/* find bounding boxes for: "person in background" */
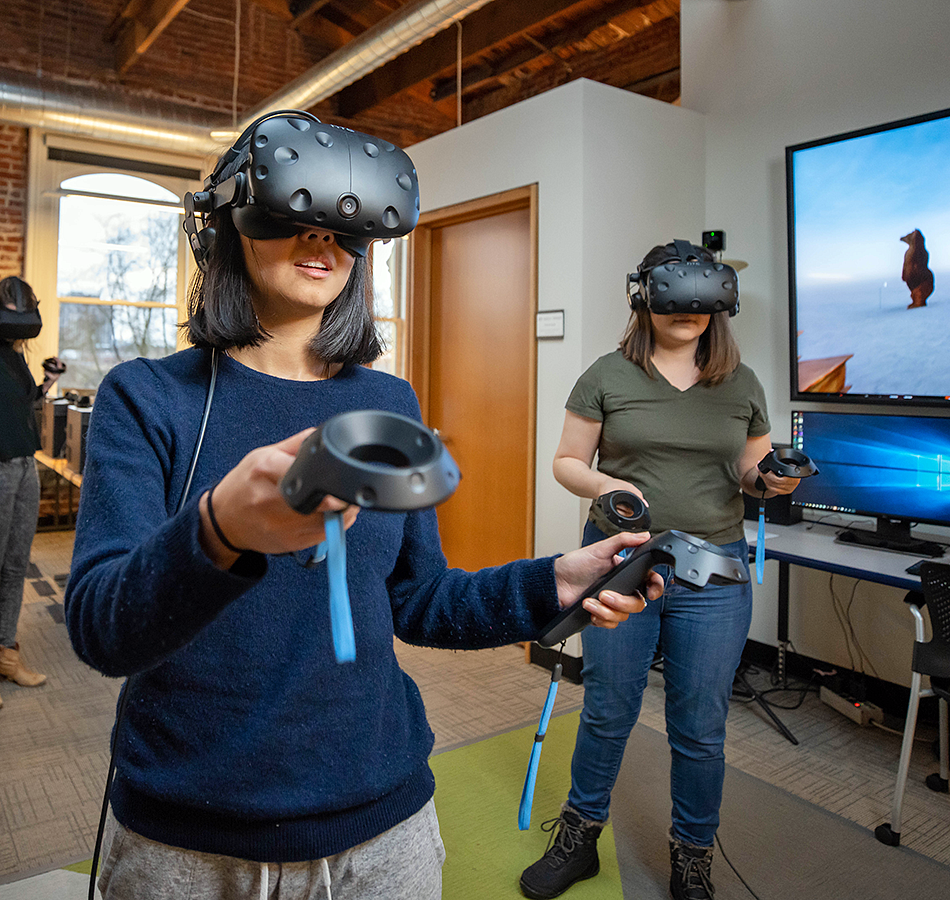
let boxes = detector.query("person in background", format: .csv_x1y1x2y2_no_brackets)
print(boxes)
519,241,801,900
0,275,66,707
64,113,663,900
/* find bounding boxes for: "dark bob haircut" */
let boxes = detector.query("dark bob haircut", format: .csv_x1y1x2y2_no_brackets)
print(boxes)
184,146,383,369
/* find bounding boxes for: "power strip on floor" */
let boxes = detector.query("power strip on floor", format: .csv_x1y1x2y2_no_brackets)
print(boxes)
819,686,884,726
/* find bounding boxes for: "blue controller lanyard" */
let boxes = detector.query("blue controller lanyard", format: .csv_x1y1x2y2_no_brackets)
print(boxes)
755,491,766,585
518,547,635,828
519,644,564,830
304,510,356,664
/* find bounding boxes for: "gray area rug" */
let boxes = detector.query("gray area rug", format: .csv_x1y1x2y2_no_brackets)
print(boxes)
611,724,950,900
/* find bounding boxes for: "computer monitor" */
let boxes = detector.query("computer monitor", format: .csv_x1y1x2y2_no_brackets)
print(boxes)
786,106,950,406
791,410,950,557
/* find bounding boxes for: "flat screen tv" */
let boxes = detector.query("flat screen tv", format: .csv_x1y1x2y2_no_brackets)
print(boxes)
791,410,950,557
786,107,950,405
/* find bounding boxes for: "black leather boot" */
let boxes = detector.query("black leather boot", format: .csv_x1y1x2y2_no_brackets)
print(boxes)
519,805,605,899
669,830,715,900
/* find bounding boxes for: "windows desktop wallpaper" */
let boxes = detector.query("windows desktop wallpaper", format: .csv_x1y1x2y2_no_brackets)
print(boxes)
793,412,950,524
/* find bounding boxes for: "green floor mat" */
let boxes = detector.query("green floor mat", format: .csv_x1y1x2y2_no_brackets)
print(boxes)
431,710,621,900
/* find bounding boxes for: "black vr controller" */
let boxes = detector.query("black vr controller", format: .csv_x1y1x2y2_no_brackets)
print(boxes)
536,530,749,648
42,357,66,375
754,447,819,493
627,239,739,317
280,409,460,514
184,110,421,270
592,490,651,534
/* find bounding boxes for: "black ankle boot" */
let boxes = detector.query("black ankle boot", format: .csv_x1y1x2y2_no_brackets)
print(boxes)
519,806,604,899
669,830,715,900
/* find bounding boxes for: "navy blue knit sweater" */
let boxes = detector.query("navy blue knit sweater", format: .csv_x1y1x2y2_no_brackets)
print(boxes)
64,348,561,862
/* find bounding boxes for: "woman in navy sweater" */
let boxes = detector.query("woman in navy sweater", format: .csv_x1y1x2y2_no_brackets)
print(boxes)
65,116,660,900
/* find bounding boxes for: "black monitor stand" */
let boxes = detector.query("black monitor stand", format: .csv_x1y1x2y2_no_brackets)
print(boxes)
835,516,945,558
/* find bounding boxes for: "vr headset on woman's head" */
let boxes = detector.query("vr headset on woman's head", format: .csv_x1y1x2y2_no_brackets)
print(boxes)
0,276,42,341
626,238,740,316
183,110,421,271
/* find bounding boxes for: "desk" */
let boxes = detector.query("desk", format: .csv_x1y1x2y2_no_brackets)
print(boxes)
744,519,928,684
742,519,938,744
34,450,82,530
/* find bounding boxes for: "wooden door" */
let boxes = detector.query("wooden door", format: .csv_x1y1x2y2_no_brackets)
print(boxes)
409,186,537,571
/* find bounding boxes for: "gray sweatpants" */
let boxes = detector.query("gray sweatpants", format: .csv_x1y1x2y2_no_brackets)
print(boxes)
0,456,40,647
97,800,446,900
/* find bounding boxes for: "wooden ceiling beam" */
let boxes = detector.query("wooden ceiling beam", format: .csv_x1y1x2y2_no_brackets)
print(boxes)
430,0,660,102
289,0,333,25
110,0,196,74
332,0,609,119
462,14,678,122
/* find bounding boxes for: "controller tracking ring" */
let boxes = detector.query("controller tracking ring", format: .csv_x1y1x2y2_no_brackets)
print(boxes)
280,410,461,514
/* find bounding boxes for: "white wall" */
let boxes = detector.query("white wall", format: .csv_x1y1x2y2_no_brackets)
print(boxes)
409,79,705,561
682,0,950,685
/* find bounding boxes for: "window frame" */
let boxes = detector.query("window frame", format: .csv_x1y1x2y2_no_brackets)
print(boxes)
24,130,205,385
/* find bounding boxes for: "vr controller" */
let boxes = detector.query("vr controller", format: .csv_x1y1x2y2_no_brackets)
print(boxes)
42,357,66,376
184,111,420,269
536,530,749,648
280,409,460,514
592,490,651,534
627,238,739,317
754,447,819,493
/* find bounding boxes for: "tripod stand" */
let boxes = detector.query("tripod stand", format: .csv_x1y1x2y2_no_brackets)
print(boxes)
732,662,799,745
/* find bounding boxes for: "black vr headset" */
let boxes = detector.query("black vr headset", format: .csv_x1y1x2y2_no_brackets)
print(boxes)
627,239,739,316
183,110,421,271
0,276,42,341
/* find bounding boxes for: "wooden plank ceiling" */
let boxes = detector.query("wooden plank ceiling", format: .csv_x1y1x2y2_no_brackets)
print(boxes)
101,0,680,147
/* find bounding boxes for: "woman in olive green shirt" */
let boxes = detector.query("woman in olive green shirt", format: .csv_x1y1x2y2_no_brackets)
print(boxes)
520,242,800,900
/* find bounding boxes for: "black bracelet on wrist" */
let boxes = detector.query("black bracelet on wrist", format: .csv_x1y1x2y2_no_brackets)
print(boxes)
206,482,247,554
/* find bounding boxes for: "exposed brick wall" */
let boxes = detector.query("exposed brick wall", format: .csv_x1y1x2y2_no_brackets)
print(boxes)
0,0,327,119
0,124,28,280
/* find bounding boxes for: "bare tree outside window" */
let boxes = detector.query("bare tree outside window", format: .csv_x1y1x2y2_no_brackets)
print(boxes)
56,174,182,391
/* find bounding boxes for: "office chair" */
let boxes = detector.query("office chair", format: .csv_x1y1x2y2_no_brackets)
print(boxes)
874,562,950,847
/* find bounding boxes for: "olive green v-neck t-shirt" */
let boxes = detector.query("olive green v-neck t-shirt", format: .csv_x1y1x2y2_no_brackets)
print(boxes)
567,350,770,545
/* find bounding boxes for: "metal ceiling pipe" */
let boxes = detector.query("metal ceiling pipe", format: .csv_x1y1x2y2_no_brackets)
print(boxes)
232,0,497,135
0,68,225,155
0,0,498,153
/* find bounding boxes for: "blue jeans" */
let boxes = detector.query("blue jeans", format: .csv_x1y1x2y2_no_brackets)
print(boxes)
567,522,752,847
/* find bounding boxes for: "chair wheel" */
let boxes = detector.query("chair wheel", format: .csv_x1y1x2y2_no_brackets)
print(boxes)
925,773,949,793
874,823,901,846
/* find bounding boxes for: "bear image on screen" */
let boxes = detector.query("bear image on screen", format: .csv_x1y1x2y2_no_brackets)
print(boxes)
787,108,950,404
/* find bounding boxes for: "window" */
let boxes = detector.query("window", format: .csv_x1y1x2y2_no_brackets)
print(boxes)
26,133,409,384
56,174,183,388
26,134,203,391
370,237,408,377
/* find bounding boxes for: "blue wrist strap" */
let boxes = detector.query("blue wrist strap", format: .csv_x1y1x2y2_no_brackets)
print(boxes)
756,500,766,585
324,511,356,663
519,659,562,830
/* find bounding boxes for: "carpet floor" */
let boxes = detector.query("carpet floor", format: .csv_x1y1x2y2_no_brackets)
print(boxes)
7,708,950,900
431,710,950,900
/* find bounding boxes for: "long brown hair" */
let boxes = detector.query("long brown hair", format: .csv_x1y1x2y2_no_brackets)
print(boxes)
620,242,741,386
619,305,741,386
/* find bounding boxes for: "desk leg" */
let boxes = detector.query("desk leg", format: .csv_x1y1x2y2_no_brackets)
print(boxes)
777,560,790,688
